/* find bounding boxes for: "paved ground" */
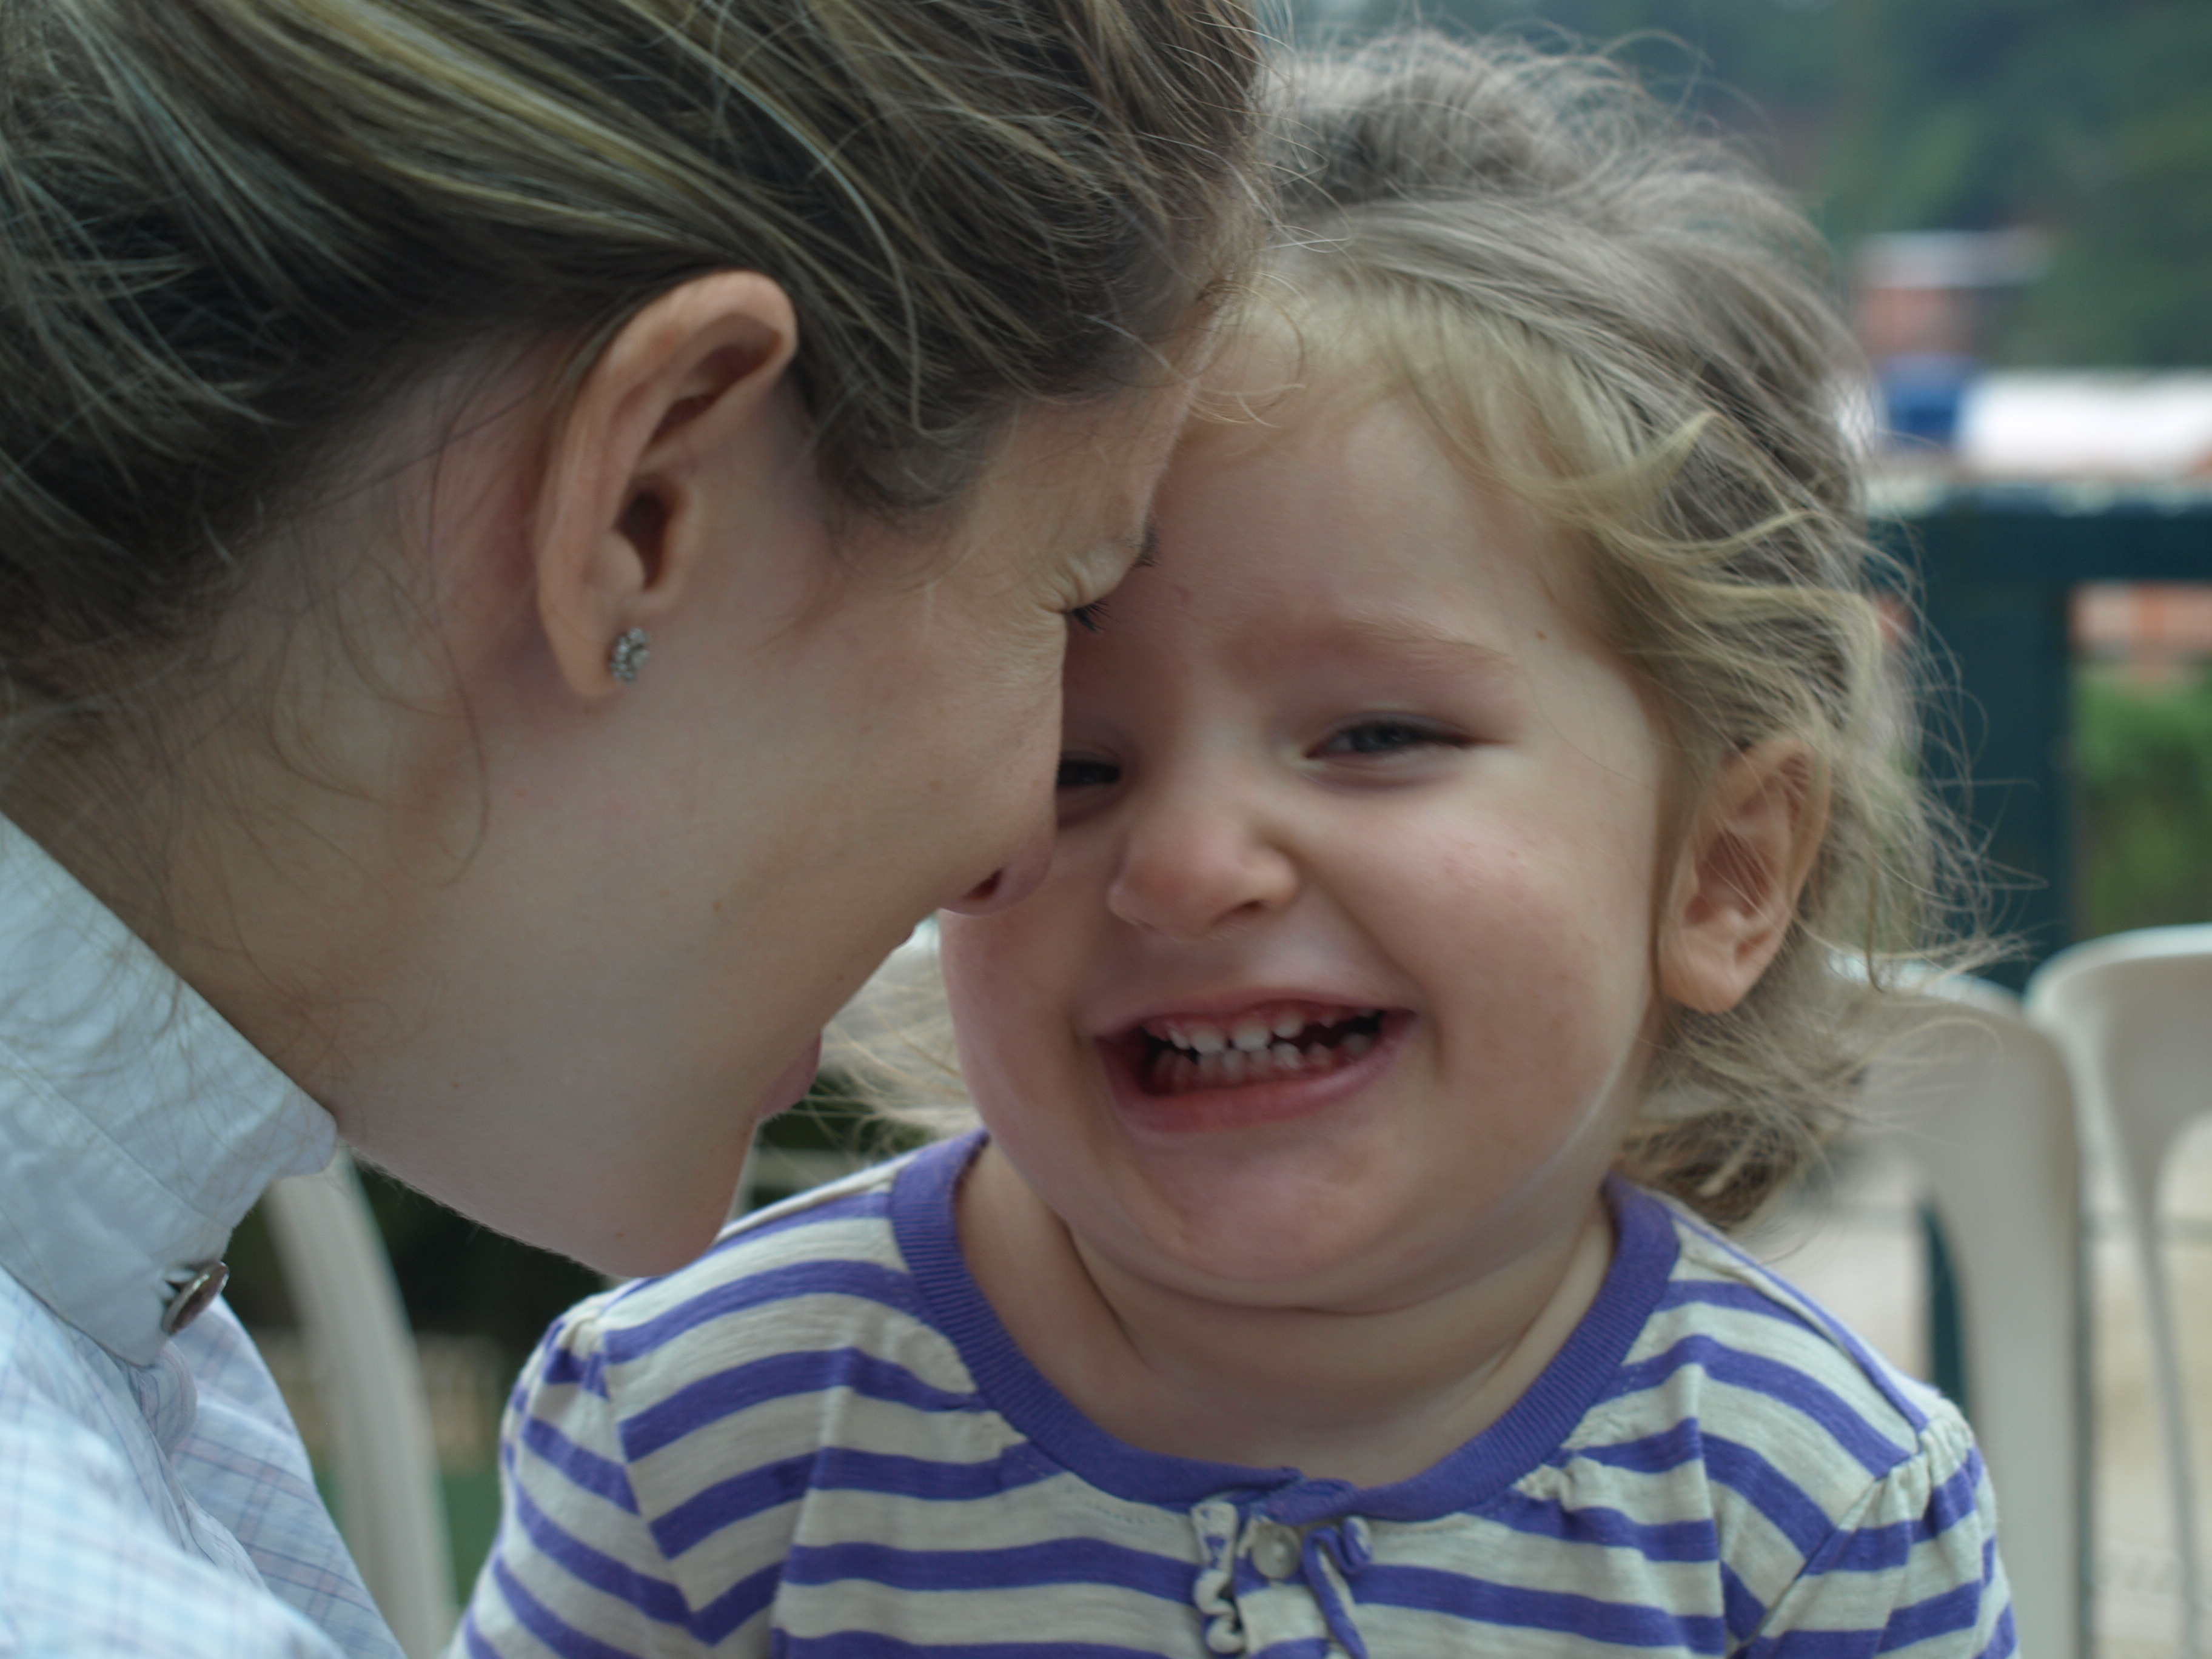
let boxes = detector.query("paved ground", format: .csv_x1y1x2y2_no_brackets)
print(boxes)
1758,1128,2212,1657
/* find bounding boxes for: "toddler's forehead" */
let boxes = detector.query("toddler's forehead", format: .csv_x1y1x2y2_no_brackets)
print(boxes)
1159,368,1594,637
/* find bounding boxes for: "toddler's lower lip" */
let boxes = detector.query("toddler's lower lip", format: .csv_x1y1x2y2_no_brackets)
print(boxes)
1099,1011,1410,1133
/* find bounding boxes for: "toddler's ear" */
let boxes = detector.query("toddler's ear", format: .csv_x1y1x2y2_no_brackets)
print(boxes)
1658,739,1828,1015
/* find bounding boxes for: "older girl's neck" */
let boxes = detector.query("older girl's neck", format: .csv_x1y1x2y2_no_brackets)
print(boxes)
4,688,461,1123
957,1144,1614,1490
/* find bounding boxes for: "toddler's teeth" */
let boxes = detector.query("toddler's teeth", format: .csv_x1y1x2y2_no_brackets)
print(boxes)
1139,1005,1398,1094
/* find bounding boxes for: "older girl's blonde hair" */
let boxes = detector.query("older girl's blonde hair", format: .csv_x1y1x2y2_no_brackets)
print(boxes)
1257,33,1977,1224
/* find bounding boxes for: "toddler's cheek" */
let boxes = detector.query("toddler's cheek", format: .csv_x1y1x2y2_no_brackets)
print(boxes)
936,913,1019,1014
939,897,1089,1014
939,919,1049,1078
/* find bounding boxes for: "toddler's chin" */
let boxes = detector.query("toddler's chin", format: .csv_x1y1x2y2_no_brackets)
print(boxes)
1068,1154,1422,1302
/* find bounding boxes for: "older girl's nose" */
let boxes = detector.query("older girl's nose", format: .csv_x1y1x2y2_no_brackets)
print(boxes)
1105,783,1299,941
943,811,1056,916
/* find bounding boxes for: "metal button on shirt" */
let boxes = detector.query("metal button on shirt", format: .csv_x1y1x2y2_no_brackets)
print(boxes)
161,1262,229,1336
1248,1520,1301,1581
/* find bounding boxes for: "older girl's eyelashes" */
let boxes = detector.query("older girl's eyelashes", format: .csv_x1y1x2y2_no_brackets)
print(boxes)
1313,717,1472,760
1067,526,1156,632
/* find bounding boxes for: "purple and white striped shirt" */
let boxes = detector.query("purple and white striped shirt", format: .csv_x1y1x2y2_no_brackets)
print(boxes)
461,1131,2011,1658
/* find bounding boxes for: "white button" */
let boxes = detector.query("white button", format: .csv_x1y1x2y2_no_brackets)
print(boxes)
1249,1520,1301,1581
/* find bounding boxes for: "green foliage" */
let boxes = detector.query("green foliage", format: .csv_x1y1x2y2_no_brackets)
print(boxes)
2075,668,2212,937
1276,0,2212,368
2007,71,2212,366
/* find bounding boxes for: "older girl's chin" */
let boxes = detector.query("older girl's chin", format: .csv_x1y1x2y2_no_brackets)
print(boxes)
760,1033,823,1119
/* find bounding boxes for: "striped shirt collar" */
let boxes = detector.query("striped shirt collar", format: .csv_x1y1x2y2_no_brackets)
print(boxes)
0,816,335,1366
890,1131,1682,1522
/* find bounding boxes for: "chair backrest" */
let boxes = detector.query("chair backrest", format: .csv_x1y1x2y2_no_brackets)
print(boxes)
2029,926,2212,1659
262,1151,457,1659
2029,925,2212,1238
1852,975,2085,1657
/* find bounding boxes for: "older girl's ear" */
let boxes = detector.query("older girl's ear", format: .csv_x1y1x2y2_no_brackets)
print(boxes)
531,271,799,699
1657,739,1829,1015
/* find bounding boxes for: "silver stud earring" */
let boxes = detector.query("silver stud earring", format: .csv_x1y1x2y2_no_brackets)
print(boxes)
608,626,651,684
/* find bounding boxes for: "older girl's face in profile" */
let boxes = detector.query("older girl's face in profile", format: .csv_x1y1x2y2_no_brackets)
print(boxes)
341,375,1190,1275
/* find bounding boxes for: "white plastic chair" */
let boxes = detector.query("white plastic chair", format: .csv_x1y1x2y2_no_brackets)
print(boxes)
2029,925,2212,1659
1845,974,2086,1657
263,1150,457,1658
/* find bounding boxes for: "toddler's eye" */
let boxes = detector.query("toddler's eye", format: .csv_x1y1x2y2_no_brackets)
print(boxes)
1316,718,1466,759
1056,755,1120,791
1066,600,1111,635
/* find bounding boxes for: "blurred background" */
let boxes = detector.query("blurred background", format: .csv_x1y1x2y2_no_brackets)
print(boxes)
226,1,2212,1647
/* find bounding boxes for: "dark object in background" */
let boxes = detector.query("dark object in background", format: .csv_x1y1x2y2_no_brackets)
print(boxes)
224,1079,902,1370
224,1175,600,1364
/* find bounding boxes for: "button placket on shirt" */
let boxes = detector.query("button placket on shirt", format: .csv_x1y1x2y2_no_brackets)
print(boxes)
126,1346,200,1453
1247,1518,1301,1582
1188,1499,1373,1658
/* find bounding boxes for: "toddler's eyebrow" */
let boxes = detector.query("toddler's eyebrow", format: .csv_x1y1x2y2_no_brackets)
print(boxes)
1252,612,1520,679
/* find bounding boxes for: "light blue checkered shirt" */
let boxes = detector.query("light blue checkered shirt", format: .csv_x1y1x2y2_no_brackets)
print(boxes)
0,817,405,1658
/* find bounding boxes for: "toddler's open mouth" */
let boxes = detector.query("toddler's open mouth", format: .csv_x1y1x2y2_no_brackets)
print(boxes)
1120,1002,1399,1096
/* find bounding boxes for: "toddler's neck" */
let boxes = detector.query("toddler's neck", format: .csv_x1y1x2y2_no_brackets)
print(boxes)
957,1142,1615,1489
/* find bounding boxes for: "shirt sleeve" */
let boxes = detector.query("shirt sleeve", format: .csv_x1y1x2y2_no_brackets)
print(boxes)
454,1298,695,1659
1744,1404,2014,1659
0,1368,344,1659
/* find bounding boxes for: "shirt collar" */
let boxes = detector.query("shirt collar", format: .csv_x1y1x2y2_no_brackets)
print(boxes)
0,817,336,1365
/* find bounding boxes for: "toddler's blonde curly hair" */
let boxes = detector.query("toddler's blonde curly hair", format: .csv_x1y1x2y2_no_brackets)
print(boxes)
1253,32,1980,1225
836,32,1982,1229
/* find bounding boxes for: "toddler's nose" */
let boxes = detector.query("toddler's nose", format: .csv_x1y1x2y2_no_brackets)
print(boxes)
1107,790,1298,941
